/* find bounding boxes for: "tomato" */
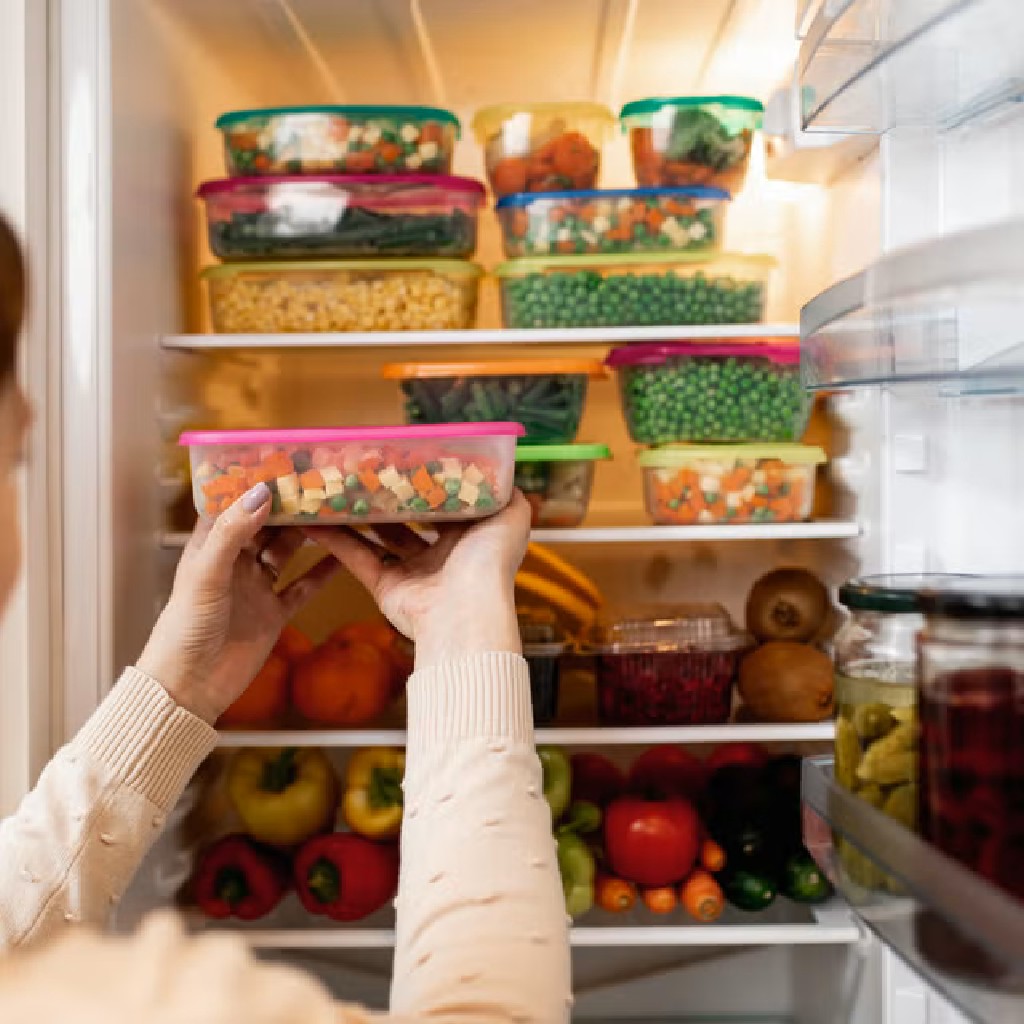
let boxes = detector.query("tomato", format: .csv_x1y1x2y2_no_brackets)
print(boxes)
628,746,706,800
604,797,701,887
570,753,625,807
705,743,769,776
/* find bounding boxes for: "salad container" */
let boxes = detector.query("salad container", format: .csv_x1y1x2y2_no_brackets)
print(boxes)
197,175,485,260
495,186,730,258
216,105,460,176
496,253,772,328
606,340,810,444
472,102,614,197
515,443,611,528
519,611,570,725
382,358,606,444
202,259,482,333
181,423,525,525
620,95,764,193
639,443,826,525
585,605,750,725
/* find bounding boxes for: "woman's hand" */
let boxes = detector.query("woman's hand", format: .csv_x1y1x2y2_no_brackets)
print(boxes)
137,483,340,725
306,491,531,671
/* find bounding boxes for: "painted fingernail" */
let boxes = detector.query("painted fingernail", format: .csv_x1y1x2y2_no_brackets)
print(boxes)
242,482,271,513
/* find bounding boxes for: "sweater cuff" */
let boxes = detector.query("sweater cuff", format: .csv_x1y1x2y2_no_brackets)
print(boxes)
72,667,218,809
406,652,533,756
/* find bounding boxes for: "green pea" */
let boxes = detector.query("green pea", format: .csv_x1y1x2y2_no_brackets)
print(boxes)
328,494,348,512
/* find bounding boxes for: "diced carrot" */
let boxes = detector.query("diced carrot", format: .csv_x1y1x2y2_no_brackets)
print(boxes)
248,465,275,486
299,469,324,490
411,465,434,495
342,150,376,173
420,121,443,145
425,485,447,509
358,468,381,493
646,208,665,230
751,495,770,509
377,142,401,163
359,452,384,471
253,154,271,172
556,240,576,254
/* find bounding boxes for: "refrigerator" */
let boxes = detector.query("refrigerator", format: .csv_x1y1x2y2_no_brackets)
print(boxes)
0,0,1021,1020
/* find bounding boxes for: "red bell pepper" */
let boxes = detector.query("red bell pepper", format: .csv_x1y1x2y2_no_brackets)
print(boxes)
191,834,288,920
570,753,625,807
628,746,706,800
294,833,399,922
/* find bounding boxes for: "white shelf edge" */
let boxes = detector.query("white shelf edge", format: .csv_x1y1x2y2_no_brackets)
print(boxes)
160,324,800,350
216,721,837,748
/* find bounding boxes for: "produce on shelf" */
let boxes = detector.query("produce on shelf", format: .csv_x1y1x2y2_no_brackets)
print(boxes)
628,746,707,801
704,742,768,774
516,572,600,635
642,885,678,914
700,837,726,872
782,849,831,903
293,832,399,921
514,444,610,528
190,834,289,921
523,543,604,611
217,652,290,729
737,641,835,722
328,620,413,695
680,868,725,922
604,795,701,887
226,747,338,847
538,745,572,822
719,867,776,911
595,872,637,913
341,748,405,840
291,639,394,727
745,568,830,643
556,800,602,919
570,753,625,808
274,624,316,663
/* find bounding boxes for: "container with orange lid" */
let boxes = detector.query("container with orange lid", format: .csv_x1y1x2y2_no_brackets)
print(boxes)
382,357,606,444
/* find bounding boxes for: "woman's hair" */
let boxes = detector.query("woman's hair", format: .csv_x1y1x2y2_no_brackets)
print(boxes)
0,214,26,381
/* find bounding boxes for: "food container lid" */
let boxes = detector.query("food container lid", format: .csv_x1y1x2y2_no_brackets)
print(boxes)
200,259,484,279
495,185,731,209
839,574,976,614
606,340,799,368
515,443,611,463
494,251,776,276
619,95,765,118
196,174,486,199
178,423,526,446
381,358,606,380
917,576,1024,620
216,104,461,135
472,102,614,141
584,603,750,654
637,443,826,467
518,607,569,649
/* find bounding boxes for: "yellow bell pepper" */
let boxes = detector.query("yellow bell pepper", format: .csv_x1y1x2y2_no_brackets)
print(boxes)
341,747,405,840
227,746,337,847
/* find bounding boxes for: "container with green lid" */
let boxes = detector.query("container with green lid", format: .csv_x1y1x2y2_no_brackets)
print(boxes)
619,95,764,193
216,105,460,177
514,443,611,529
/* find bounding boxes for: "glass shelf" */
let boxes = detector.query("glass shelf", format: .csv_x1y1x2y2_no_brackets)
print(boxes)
801,220,1024,391
802,757,1024,1024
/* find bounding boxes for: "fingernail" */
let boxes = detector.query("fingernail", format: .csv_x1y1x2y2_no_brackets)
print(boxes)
242,482,271,514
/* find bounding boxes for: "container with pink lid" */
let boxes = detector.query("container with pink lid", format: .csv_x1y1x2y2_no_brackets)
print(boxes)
605,339,810,444
180,423,524,525
197,174,486,260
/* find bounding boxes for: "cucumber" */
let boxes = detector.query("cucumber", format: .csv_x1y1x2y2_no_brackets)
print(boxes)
781,849,832,904
720,868,777,912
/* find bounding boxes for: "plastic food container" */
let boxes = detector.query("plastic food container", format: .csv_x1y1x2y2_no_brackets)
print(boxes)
515,443,611,528
197,175,485,260
585,605,750,725
471,102,614,197
181,423,525,525
519,611,569,725
496,253,772,328
639,444,825,525
620,95,764,193
495,186,730,258
606,340,810,444
382,358,606,444
202,260,482,333
216,105,460,176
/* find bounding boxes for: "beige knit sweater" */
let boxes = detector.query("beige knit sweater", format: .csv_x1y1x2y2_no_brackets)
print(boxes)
0,653,570,1023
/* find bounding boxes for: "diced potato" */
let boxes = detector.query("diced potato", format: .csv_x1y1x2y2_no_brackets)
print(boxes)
464,464,484,485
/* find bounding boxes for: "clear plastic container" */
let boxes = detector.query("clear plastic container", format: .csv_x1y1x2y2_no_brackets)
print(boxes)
514,443,611,528
197,175,485,260
202,259,482,333
381,358,606,444
638,443,825,525
620,95,764,193
495,253,773,328
606,340,810,444
181,423,525,525
216,105,460,176
495,186,730,258
584,605,751,725
519,610,570,725
471,102,614,197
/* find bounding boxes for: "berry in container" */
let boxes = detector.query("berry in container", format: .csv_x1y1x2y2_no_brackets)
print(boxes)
495,253,773,329
216,105,459,177
201,259,482,333
519,610,570,726
639,444,825,525
197,175,485,260
584,605,751,726
382,358,606,445
514,443,611,528
471,102,614,197
180,423,524,526
620,95,764,193
495,186,730,258
606,340,810,444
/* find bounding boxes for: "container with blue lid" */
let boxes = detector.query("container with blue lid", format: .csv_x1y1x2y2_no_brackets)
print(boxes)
495,185,730,258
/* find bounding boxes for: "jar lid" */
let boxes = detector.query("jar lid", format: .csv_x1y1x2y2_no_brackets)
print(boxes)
918,576,1024,619
584,604,750,654
839,574,975,614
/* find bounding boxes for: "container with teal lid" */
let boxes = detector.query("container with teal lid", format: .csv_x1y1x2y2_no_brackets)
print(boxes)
514,443,611,529
619,95,764,193
216,104,460,177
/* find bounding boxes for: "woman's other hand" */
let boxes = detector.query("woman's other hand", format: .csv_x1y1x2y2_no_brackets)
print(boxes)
307,491,531,671
137,483,340,724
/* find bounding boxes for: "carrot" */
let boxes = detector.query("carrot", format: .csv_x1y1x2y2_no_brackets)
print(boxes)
425,485,447,509
411,465,434,495
252,154,271,172
377,142,402,164
643,886,678,914
680,869,724,923
358,468,381,493
420,121,443,144
490,157,528,196
299,469,324,490
556,240,576,254
700,838,726,873
595,874,637,913
343,151,376,173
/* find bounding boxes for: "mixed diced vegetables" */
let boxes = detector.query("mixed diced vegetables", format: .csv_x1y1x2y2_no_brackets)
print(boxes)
514,444,610,528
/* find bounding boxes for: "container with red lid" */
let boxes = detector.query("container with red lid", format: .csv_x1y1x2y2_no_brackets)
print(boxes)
197,174,485,260
180,423,524,525
606,339,809,444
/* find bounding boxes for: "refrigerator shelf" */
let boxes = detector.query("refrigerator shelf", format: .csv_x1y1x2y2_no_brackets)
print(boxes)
801,220,1024,391
802,757,1024,1023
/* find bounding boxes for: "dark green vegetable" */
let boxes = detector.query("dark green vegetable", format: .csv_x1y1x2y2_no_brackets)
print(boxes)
782,849,832,904
719,867,777,911
666,108,751,171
